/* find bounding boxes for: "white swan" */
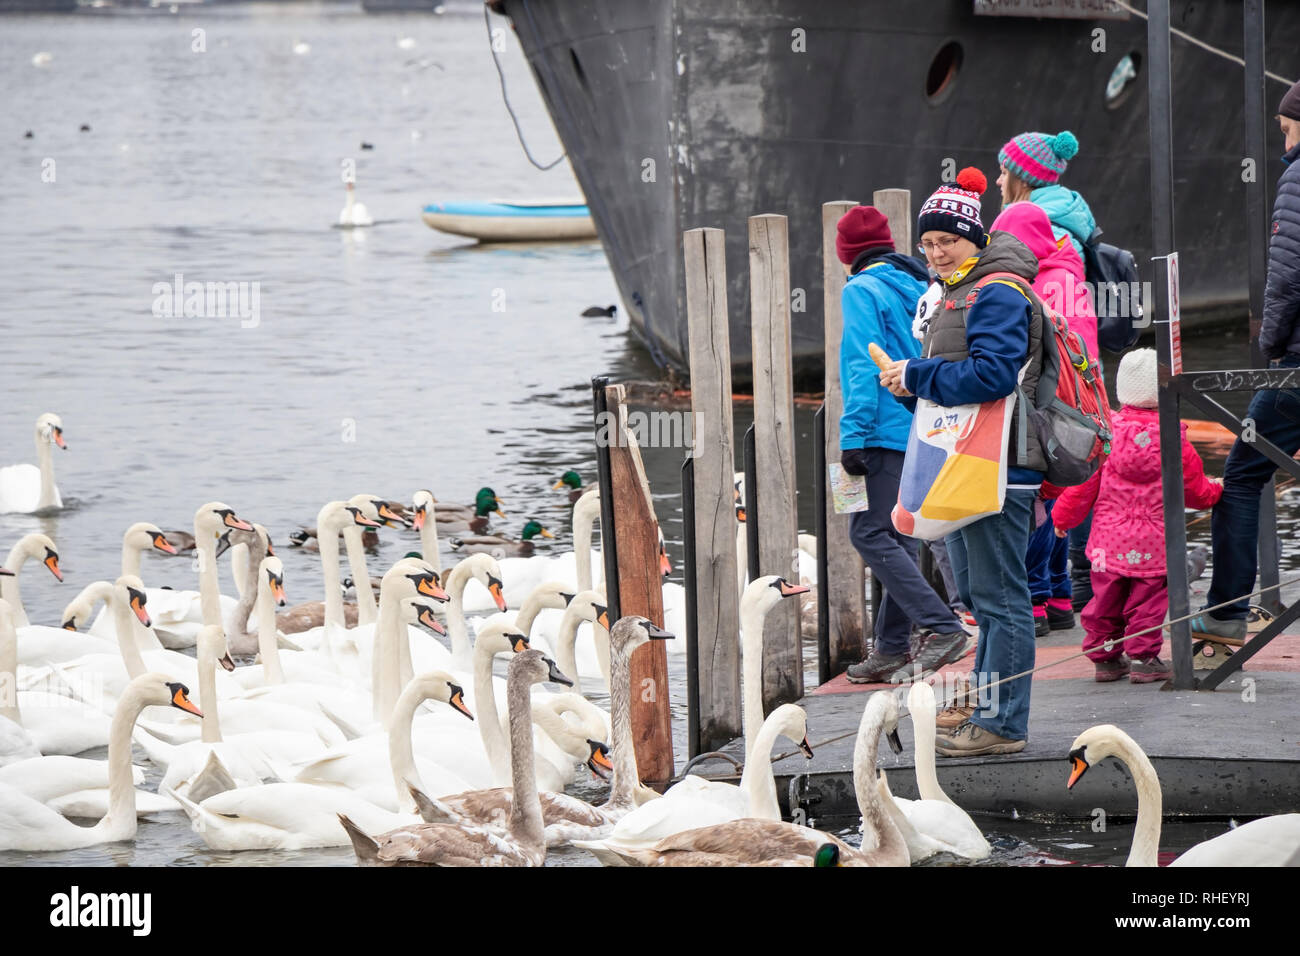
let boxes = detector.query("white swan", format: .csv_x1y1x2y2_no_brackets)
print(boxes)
14,581,117,668
443,552,507,669
338,649,565,866
880,681,990,862
614,691,910,867
0,673,203,851
1,533,63,627
338,181,373,228
412,489,442,576
550,589,609,692
575,702,814,864
1068,724,1300,867
0,413,65,514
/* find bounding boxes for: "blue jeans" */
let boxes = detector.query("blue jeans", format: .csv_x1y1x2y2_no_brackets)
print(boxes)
1026,499,1071,602
1206,354,1300,620
945,487,1037,741
848,448,963,657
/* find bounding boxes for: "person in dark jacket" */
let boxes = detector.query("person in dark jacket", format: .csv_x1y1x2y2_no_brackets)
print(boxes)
1194,80,1300,640
835,205,969,685
879,168,1041,756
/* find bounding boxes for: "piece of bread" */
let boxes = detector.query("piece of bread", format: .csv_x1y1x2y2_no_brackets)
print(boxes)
868,342,893,370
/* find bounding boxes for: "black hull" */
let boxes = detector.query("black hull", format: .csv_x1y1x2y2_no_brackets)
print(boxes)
497,0,1298,379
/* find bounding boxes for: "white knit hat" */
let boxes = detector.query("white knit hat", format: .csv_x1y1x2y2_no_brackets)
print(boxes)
1116,348,1158,408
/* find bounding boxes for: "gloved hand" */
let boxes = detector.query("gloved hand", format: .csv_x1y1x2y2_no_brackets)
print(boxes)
841,448,870,476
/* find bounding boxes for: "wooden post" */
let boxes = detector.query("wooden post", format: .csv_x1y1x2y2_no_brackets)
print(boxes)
748,213,801,711
684,226,742,751
822,201,867,673
603,383,674,785
873,188,913,256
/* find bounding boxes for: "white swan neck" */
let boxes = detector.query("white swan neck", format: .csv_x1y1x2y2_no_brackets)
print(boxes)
121,539,143,579
36,433,58,511
419,514,441,579
195,535,222,629
92,681,146,842
1,544,29,628
573,497,598,592
112,590,147,678
342,526,377,626
555,606,583,697
255,574,283,685
372,589,403,725
593,621,611,691
911,688,953,805
515,592,543,638
444,563,473,664
0,605,19,724
474,642,510,785
738,598,767,763
197,637,222,744
316,504,346,632
854,702,907,861
1111,733,1163,867
388,677,431,813
737,711,789,820
506,671,544,848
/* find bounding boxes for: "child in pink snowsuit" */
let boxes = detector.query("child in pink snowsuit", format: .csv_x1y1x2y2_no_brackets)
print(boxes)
1052,349,1222,683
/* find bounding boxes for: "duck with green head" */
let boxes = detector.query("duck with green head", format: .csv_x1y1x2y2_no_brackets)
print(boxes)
449,520,554,558
435,487,504,522
552,470,586,503
437,489,505,535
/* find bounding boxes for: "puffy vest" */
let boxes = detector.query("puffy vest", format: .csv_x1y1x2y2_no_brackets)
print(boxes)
919,231,1047,475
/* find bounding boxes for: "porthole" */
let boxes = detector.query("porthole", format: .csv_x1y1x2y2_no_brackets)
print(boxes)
926,42,963,104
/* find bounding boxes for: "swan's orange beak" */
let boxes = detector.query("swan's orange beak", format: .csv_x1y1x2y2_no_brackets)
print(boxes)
595,606,610,631
488,577,506,611
152,532,178,555
587,741,613,780
169,683,203,717
52,426,66,449
413,505,426,531
417,576,449,602
448,685,473,720
378,502,409,528
130,591,152,627
349,508,383,529
222,511,254,532
61,618,77,631
779,580,811,597
659,548,672,576
736,507,747,523
270,574,286,606
1067,752,1089,790
509,633,530,653
44,552,63,582
417,605,447,636
799,735,815,759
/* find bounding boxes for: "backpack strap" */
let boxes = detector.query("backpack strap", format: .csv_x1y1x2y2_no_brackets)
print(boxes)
972,272,1038,468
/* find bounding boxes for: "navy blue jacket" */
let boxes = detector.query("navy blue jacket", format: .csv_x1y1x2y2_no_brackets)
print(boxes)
1261,141,1300,359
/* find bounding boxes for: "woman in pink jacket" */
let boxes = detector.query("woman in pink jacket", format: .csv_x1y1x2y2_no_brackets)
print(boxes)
1052,349,1222,683
989,201,1101,636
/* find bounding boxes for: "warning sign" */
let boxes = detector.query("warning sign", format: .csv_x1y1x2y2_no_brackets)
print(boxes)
1167,252,1182,376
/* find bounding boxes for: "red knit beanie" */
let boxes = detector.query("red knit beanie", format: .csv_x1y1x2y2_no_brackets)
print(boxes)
836,206,895,264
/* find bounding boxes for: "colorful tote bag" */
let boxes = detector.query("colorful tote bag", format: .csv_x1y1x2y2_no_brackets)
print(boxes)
891,392,1015,540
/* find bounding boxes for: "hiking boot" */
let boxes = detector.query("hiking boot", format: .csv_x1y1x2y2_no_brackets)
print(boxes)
845,648,910,685
934,720,1027,757
935,704,976,732
1189,612,1247,642
911,630,971,676
1046,600,1076,631
1094,654,1131,683
1033,605,1050,638
1130,655,1172,684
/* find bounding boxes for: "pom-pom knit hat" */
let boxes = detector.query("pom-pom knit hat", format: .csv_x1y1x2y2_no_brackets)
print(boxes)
917,167,988,249
999,130,1079,188
1116,347,1158,409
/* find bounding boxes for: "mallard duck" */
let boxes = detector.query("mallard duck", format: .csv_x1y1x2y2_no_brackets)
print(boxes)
449,520,553,558
552,470,587,502
435,487,503,521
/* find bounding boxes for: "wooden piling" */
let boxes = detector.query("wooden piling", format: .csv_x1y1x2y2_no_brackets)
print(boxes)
821,201,867,673
748,213,802,710
602,383,674,785
873,188,913,256
684,226,742,751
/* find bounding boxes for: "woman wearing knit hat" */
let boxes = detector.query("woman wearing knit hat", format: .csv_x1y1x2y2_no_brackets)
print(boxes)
1051,349,1222,684
879,167,1043,756
834,205,968,685
998,129,1101,613
997,130,1097,263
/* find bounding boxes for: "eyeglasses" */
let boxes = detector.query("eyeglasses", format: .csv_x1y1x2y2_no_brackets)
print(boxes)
918,236,963,255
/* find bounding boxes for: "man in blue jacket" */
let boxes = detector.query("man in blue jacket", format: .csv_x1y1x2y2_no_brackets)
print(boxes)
880,168,1042,756
836,205,970,684
1195,80,1300,640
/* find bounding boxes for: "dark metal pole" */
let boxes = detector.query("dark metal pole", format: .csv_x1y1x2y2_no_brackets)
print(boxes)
743,423,759,585
681,455,701,759
1245,0,1282,614
1147,0,1193,690
813,405,829,686
591,376,621,622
